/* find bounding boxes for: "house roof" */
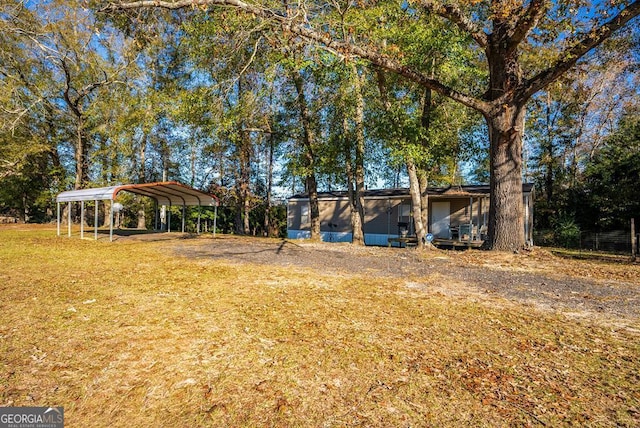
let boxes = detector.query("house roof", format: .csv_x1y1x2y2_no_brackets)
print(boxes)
289,183,534,200
56,181,219,207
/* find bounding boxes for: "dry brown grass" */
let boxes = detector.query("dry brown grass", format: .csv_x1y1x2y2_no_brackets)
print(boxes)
444,246,640,285
1,226,639,427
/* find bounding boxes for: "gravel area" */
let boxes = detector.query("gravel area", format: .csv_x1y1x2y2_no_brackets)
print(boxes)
166,235,640,322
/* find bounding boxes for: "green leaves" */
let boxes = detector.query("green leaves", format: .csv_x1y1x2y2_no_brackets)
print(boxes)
581,112,640,229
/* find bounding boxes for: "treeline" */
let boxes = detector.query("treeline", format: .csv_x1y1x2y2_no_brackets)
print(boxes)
0,1,638,246
531,111,640,247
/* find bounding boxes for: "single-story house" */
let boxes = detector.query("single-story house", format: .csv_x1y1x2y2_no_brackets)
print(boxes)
287,184,534,247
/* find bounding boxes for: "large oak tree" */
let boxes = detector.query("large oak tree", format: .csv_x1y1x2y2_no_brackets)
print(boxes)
103,0,640,250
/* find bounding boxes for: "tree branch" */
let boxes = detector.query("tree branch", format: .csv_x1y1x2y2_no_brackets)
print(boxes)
102,0,282,19
508,0,547,48
103,0,490,113
522,0,640,100
0,159,21,180
60,56,125,117
417,0,488,48
223,35,262,97
60,57,82,118
285,25,490,112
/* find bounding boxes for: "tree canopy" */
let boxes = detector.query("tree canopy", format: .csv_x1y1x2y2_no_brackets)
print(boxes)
102,0,640,249
0,1,638,249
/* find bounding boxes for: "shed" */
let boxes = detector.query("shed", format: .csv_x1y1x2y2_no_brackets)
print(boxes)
56,181,219,241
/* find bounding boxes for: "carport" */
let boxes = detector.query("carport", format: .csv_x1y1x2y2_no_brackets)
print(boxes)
56,181,219,241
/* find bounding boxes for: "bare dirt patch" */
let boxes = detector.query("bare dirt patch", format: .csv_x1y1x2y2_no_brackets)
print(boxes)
171,235,640,322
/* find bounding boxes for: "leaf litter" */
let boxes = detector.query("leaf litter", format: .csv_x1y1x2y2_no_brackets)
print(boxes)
0,227,638,427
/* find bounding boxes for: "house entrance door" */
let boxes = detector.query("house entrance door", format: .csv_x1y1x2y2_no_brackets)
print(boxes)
431,202,450,239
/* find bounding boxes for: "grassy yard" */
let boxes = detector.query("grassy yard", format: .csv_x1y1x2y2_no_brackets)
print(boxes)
1,227,639,427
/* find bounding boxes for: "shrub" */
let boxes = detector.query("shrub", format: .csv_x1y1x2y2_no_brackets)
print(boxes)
554,217,581,248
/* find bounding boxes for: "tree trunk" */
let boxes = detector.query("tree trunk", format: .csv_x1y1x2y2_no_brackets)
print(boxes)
99,136,109,184
351,64,367,246
135,132,148,230
485,103,526,251
346,157,364,245
407,160,426,247
344,123,364,245
306,174,321,240
137,207,146,229
482,32,527,251
139,131,147,184
418,171,429,236
241,141,251,236
160,140,170,230
103,204,111,229
234,193,243,234
542,93,554,206
418,80,433,245
292,69,321,240
264,133,274,237
343,64,367,246
74,117,89,225
235,129,252,235
74,117,89,190
243,190,250,235
22,192,30,223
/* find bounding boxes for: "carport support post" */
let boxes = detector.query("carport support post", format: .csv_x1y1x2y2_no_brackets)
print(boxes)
80,201,84,239
197,206,201,234
182,204,185,233
109,200,114,242
94,199,98,240
67,202,71,237
57,202,60,237
213,204,217,238
168,204,171,233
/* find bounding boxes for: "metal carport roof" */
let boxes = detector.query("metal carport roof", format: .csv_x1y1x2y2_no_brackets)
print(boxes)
56,182,218,241
56,181,218,207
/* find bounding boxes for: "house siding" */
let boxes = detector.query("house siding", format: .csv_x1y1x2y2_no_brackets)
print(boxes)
287,185,534,246
364,198,404,235
319,199,351,232
287,200,304,231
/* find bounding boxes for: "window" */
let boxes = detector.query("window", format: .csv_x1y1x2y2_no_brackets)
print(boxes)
300,204,309,225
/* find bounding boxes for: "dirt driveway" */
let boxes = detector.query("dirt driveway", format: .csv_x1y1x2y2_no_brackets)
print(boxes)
164,235,640,324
